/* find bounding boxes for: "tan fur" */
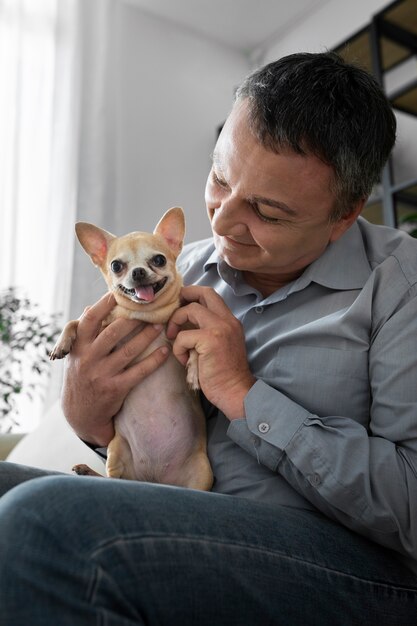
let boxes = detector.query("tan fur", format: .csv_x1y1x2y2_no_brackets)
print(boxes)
51,207,213,491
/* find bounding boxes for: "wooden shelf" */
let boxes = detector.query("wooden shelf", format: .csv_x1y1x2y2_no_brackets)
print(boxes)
334,27,413,73
363,198,417,225
390,79,417,115
363,178,417,225
395,179,417,205
334,0,417,229
383,0,417,37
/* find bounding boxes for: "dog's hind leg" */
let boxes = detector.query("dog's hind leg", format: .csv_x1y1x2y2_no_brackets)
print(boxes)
106,432,135,480
178,452,213,491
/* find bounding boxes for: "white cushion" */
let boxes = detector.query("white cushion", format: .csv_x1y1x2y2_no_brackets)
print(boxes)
7,401,106,475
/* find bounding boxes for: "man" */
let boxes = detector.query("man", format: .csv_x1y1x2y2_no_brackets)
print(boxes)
1,52,417,624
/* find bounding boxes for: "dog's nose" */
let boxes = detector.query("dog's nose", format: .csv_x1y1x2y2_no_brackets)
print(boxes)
132,267,147,282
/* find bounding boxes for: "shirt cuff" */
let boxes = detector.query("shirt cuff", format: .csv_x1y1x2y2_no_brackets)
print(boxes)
81,439,108,460
227,379,309,472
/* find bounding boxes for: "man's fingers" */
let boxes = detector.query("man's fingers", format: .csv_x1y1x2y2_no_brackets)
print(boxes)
167,285,237,339
92,317,143,359
115,343,170,391
105,323,165,372
167,298,240,341
76,293,117,342
180,285,232,317
166,302,217,339
171,329,203,366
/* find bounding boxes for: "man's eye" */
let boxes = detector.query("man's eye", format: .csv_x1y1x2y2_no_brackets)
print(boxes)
213,172,229,189
111,260,124,273
251,203,281,224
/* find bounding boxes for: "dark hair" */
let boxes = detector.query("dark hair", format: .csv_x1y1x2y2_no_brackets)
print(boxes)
235,51,396,220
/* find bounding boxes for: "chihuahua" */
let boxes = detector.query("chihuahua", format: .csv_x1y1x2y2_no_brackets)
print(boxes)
51,207,213,491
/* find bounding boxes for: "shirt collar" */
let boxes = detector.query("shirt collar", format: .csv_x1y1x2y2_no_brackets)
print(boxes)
297,219,372,290
204,247,221,271
203,219,372,294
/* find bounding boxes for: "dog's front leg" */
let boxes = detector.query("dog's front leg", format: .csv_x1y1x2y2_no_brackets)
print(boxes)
50,320,79,360
185,349,199,390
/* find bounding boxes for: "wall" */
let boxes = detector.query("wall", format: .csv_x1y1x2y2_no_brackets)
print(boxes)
115,4,248,241
70,0,249,317
254,0,389,63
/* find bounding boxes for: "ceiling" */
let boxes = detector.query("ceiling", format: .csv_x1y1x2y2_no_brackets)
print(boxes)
125,0,331,57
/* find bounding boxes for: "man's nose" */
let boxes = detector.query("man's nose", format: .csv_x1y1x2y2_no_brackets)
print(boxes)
211,195,248,234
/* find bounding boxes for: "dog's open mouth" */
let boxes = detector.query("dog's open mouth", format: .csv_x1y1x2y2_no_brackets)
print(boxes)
118,277,168,303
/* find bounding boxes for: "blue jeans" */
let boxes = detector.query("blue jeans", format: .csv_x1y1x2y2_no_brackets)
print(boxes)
0,462,417,625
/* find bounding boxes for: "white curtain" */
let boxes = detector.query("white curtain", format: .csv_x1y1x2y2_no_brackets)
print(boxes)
0,0,79,315
0,0,117,431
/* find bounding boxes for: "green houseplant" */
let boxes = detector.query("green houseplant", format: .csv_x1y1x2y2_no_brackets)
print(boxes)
0,287,61,433
399,212,417,238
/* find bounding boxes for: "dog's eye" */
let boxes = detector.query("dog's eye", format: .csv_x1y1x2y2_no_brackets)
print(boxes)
111,260,124,273
151,254,166,268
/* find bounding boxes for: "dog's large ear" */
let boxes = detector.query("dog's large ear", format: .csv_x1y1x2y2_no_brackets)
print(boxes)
75,222,116,267
153,207,185,257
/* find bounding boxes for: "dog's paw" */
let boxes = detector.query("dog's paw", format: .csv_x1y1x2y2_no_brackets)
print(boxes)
49,343,70,360
49,322,79,360
186,350,200,391
49,335,74,360
72,464,103,477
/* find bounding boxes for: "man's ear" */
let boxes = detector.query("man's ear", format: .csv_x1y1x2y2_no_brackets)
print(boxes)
75,223,116,267
154,207,185,257
329,199,365,243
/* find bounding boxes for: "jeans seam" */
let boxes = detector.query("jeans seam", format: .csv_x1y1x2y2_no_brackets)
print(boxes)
86,563,100,606
90,532,417,594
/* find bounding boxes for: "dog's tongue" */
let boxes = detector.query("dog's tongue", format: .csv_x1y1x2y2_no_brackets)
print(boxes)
135,286,155,302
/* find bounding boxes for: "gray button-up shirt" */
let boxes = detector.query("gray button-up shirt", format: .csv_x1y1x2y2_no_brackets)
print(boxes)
178,216,417,571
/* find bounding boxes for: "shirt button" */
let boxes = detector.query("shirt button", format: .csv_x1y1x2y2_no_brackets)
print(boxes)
258,422,270,434
255,306,264,314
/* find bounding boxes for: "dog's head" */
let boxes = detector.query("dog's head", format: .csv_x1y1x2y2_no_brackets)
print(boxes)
75,207,185,315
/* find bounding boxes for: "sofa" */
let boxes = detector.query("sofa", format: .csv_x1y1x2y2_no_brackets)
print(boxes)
0,401,106,474
0,434,24,461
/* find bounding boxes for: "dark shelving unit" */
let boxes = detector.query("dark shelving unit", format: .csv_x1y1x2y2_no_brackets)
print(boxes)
334,0,417,228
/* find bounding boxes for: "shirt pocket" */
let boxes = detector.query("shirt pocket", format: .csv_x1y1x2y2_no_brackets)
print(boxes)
264,344,370,425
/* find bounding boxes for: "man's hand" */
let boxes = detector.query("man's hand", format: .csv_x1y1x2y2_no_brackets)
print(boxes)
166,286,256,420
61,293,169,447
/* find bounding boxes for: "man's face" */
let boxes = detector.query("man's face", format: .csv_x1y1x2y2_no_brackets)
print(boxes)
205,100,360,291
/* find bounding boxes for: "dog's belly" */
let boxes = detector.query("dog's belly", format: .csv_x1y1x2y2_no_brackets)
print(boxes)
113,338,207,484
